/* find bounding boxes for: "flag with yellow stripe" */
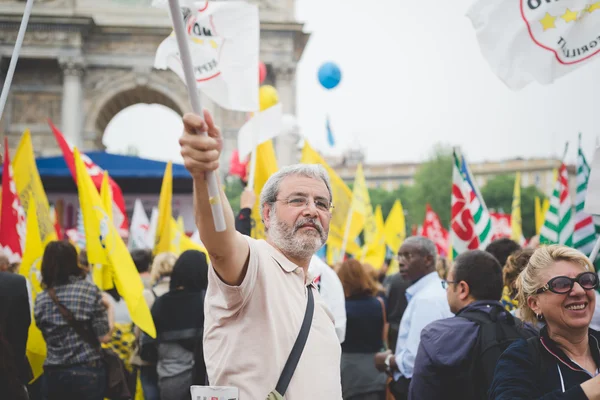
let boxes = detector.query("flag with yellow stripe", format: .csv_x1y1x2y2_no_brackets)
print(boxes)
75,149,156,338
12,129,57,244
251,140,278,240
20,194,47,381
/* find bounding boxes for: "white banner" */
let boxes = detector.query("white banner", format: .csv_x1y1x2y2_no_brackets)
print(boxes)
154,0,259,111
128,199,152,250
467,0,600,89
237,103,284,159
190,385,238,400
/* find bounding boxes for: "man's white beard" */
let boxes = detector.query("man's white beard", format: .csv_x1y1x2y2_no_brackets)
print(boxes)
268,211,327,260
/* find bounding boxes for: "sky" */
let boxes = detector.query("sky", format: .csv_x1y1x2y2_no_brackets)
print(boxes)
104,0,600,166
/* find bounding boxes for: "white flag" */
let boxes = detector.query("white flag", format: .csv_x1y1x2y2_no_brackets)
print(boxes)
154,0,259,111
237,103,284,159
467,0,600,90
147,207,159,250
190,229,204,247
128,199,152,250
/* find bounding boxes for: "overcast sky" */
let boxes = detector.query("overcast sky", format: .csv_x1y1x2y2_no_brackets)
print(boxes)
104,0,600,166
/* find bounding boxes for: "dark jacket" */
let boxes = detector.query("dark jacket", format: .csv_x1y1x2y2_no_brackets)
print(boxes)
235,208,252,237
409,300,536,400
0,272,32,384
489,326,600,400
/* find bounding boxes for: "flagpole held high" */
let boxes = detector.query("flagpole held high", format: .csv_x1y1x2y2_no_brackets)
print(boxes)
166,0,226,232
0,0,34,121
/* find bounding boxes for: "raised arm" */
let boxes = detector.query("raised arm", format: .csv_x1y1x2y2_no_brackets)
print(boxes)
179,111,249,286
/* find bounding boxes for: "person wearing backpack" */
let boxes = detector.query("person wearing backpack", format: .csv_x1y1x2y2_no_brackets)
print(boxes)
409,250,536,400
490,245,600,400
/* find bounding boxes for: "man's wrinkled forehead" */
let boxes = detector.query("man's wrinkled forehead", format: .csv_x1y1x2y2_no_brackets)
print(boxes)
278,175,330,199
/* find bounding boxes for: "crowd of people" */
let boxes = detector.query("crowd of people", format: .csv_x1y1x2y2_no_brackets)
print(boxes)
2,109,600,400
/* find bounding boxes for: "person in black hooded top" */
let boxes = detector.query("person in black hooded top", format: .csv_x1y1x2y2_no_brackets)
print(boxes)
151,250,208,400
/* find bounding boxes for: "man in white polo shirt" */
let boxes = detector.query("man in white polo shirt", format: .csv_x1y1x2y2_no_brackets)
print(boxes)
179,110,342,399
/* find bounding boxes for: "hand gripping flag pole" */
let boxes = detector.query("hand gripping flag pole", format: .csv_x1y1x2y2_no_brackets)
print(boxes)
167,0,226,232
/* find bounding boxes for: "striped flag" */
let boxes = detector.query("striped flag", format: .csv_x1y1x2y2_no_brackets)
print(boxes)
540,163,574,246
460,154,493,249
573,135,597,255
451,151,480,258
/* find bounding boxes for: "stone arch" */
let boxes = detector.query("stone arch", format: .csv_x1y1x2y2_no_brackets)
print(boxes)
84,70,190,148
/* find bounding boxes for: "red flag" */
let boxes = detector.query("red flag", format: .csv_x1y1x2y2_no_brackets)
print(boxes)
490,212,512,241
0,137,26,262
421,204,449,257
48,120,129,236
229,150,249,182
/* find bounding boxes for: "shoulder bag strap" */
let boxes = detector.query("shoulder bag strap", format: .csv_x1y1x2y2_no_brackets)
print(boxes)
274,285,314,396
47,288,99,348
376,296,388,350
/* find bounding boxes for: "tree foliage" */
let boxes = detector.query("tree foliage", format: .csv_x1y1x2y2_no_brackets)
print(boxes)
480,174,547,239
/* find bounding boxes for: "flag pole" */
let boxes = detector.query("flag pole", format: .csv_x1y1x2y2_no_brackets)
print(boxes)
246,146,257,191
167,0,226,232
0,0,35,122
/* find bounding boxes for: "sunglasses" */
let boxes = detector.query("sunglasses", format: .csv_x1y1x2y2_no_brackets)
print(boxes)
535,271,599,294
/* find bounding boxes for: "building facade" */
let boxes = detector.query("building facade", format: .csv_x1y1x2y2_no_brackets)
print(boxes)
325,149,573,198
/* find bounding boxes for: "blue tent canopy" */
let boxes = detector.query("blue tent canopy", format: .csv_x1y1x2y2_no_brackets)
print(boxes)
34,151,192,178
1,152,194,193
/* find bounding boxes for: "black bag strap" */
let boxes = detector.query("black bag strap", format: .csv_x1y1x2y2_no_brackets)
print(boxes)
47,288,100,349
274,285,314,396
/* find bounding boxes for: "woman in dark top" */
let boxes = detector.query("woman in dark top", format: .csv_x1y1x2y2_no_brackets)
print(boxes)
151,250,208,400
490,245,600,399
337,259,388,400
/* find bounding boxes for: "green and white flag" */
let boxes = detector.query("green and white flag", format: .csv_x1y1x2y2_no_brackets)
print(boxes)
573,135,597,255
540,163,574,246
460,154,493,249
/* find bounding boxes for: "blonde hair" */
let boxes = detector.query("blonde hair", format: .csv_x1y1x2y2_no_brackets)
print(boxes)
150,252,178,285
516,245,593,325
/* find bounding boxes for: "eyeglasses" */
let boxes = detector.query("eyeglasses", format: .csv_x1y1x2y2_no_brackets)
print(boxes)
276,195,334,212
535,271,599,294
441,280,458,289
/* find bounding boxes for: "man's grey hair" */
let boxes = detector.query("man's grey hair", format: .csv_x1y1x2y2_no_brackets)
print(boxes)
404,236,438,265
259,164,332,220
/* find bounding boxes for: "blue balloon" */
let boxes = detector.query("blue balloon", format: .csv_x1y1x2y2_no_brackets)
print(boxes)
318,62,341,90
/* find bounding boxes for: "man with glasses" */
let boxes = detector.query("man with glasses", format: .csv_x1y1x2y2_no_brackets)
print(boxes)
409,250,535,400
374,236,452,399
179,110,342,399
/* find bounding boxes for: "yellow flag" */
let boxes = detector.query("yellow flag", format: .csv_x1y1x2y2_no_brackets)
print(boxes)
75,149,156,338
97,172,115,290
177,215,185,233
300,141,364,251
384,200,406,254
535,196,550,235
155,162,173,254
362,205,387,269
511,172,524,243
351,163,377,244
171,217,208,256
251,140,278,240
12,130,57,244
100,171,114,223
20,194,47,381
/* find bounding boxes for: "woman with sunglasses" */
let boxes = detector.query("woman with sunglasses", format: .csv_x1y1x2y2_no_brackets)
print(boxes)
490,245,600,399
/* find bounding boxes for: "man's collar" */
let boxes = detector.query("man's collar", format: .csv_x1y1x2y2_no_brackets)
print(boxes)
406,271,439,296
264,240,317,285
